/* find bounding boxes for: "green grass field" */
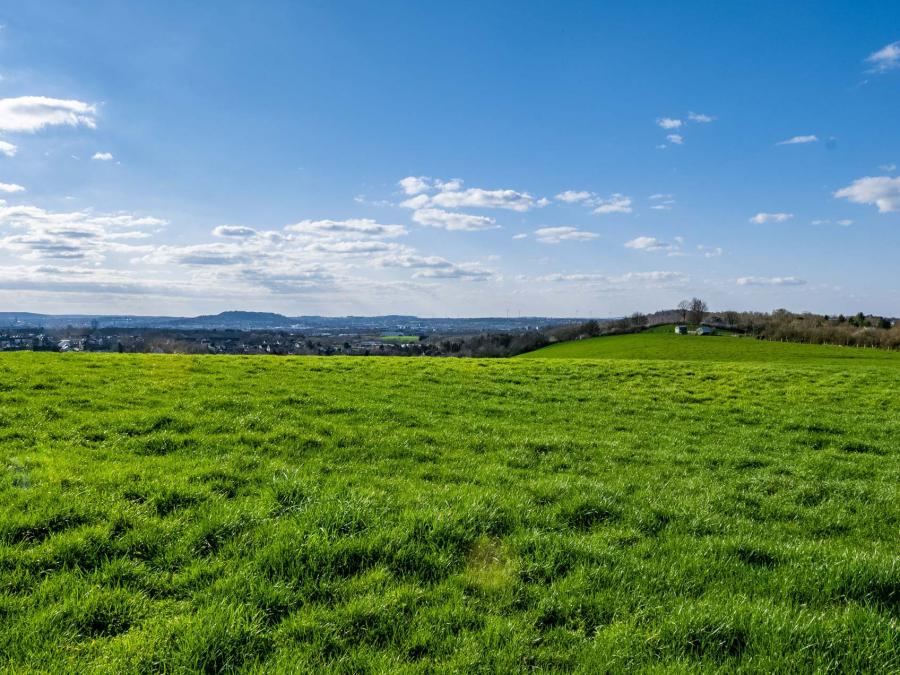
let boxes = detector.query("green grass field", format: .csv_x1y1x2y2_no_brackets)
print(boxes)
0,346,898,672
522,327,900,365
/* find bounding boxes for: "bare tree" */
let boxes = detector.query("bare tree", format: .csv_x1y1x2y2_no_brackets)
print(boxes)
630,312,648,327
677,300,691,323
724,311,739,328
689,297,708,325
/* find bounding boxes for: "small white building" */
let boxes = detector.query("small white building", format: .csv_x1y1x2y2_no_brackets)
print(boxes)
675,325,688,335
696,326,715,336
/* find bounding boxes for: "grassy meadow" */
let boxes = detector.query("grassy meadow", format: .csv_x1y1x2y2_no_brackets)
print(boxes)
0,343,898,671
522,327,900,365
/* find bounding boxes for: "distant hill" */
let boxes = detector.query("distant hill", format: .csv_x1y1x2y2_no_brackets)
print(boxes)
0,311,589,333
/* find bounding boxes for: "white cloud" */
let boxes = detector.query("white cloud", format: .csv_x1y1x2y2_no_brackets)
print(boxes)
285,218,407,238
91,152,114,161
555,190,592,203
750,212,793,224
537,270,687,287
413,264,493,280
777,135,818,145
688,112,715,123
736,276,806,287
213,225,258,238
666,134,684,145
866,41,900,74
307,240,398,255
398,177,546,212
398,176,431,195
697,245,724,258
657,117,682,129
534,226,599,244
811,219,854,227
625,236,666,251
376,252,493,281
556,190,637,215
0,182,24,193
512,233,528,239
834,176,900,213
624,235,684,255
0,140,17,157
0,96,97,133
592,193,633,215
428,187,545,212
411,208,497,231
649,193,675,210
0,203,164,262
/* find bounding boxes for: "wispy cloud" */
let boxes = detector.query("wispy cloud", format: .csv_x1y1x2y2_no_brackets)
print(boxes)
411,208,497,231
285,218,407,238
866,40,900,73
750,212,793,224
398,176,547,212
534,226,599,244
624,235,695,256
536,270,688,288
697,245,724,258
0,140,17,157
592,193,632,215
91,152,114,161
777,135,818,145
649,193,675,210
687,112,715,123
657,117,682,129
834,176,900,213
0,96,98,133
666,133,684,145
0,181,25,193
736,276,806,287
212,225,258,238
811,219,853,227
555,190,593,203
554,190,633,215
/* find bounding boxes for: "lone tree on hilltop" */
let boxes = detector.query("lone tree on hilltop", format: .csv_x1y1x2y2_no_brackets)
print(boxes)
677,299,691,322
689,297,708,325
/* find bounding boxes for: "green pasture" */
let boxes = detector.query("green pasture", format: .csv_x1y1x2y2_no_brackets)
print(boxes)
0,349,897,672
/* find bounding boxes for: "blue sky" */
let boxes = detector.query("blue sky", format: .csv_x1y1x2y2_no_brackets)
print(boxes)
0,1,898,317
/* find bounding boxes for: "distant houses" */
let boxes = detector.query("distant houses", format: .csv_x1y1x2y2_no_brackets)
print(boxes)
674,325,715,336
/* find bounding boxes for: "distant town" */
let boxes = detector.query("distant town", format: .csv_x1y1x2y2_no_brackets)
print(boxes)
0,311,586,356
3,306,898,357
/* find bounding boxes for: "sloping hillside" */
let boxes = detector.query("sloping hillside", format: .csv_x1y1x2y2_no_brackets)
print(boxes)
520,326,900,365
